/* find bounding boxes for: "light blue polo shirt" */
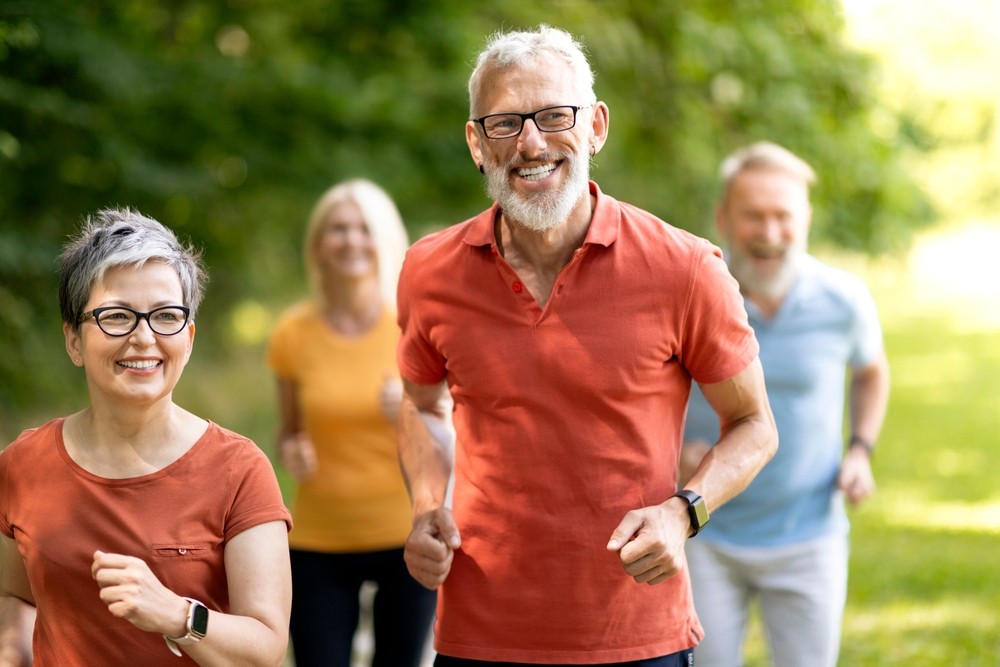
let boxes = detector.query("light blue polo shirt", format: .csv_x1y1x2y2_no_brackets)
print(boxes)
684,253,884,547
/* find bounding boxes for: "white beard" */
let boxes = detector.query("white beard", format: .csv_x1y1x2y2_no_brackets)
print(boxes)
484,144,590,232
727,244,804,301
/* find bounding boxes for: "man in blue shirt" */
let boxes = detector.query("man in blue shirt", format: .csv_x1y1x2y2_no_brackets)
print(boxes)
682,142,890,667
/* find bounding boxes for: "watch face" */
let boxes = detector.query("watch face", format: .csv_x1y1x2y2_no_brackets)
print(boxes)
190,602,209,637
692,499,710,528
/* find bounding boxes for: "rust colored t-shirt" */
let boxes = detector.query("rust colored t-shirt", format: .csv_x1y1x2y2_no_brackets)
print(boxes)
397,182,758,664
0,419,291,666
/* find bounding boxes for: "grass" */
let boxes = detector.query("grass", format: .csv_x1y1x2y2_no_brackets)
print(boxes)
740,227,1000,666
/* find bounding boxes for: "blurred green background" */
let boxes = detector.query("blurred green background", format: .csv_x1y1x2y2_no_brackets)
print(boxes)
2,0,998,664
1,0,940,433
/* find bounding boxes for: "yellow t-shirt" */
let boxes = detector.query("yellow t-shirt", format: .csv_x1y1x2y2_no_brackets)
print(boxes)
267,301,411,552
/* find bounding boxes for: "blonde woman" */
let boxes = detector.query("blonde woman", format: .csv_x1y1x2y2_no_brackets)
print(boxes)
267,179,434,667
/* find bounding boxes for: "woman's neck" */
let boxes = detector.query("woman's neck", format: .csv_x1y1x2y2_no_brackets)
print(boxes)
320,276,383,336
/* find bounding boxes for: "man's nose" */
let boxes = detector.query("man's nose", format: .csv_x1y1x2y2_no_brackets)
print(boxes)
761,219,784,244
516,117,547,154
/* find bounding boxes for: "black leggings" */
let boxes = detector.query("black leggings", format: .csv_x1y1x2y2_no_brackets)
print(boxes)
289,547,437,667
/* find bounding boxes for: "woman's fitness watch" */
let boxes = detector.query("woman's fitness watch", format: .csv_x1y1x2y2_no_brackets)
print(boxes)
163,597,209,657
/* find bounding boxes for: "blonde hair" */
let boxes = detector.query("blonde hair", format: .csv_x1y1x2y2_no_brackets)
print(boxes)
303,179,409,309
720,141,816,202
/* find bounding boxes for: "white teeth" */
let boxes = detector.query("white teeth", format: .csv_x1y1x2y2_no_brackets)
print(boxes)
518,163,556,180
118,360,160,370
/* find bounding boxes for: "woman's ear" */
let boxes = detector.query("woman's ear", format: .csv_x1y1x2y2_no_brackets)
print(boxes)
64,322,84,367
182,321,196,363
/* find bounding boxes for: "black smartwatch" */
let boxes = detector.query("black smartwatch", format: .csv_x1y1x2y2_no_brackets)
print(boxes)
673,489,710,537
163,597,209,656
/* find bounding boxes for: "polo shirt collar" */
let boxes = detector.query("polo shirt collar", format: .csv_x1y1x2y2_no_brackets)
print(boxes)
462,181,619,248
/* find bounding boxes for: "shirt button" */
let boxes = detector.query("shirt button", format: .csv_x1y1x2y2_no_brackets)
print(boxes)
178,549,187,554
512,281,523,293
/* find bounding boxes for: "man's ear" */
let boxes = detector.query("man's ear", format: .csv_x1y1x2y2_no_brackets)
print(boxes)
588,102,610,155
466,121,484,172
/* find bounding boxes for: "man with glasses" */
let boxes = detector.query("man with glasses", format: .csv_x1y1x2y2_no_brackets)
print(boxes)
395,25,778,666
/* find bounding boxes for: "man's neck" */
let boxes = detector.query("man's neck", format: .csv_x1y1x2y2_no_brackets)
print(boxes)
743,290,787,320
497,191,595,272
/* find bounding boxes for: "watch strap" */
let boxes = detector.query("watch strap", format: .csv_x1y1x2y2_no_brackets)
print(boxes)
163,597,208,656
848,434,875,457
672,489,710,536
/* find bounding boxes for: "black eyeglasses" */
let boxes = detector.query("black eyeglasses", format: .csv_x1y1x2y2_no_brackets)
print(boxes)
474,104,594,140
79,306,191,337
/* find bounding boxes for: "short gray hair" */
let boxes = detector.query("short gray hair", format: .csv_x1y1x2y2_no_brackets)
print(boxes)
720,141,816,201
468,24,596,118
58,208,207,328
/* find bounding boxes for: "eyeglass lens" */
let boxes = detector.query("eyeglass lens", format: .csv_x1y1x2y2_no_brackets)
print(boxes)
94,307,189,336
482,106,578,139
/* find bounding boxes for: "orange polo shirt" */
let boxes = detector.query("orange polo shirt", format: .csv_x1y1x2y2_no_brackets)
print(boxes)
397,182,758,664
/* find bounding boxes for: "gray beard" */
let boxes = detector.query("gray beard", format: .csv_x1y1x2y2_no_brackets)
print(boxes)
484,146,590,232
727,246,804,301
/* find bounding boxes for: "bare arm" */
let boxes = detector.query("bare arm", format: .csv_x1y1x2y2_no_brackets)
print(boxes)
91,521,291,666
274,378,317,481
0,598,34,667
399,378,458,589
839,351,890,505
0,536,31,606
679,439,712,488
683,357,778,513
0,536,34,667
186,521,291,665
399,379,453,510
608,358,777,585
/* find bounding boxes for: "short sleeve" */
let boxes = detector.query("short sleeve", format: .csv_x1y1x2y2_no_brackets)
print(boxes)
266,306,305,380
396,251,447,385
224,439,293,541
680,243,759,385
847,280,884,369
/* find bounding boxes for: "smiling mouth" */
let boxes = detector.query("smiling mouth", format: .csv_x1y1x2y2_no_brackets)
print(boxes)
748,246,785,260
516,162,558,181
117,360,162,370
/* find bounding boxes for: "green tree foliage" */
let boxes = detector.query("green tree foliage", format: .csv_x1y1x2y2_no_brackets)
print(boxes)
0,0,932,437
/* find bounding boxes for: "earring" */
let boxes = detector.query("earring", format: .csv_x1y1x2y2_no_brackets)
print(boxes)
478,164,485,174
589,145,596,157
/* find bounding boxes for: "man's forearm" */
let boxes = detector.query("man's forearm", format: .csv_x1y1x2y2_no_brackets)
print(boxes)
685,359,778,513
398,393,455,514
684,413,777,513
849,353,890,448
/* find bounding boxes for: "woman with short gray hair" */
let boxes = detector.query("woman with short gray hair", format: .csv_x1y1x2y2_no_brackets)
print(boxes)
0,208,293,666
